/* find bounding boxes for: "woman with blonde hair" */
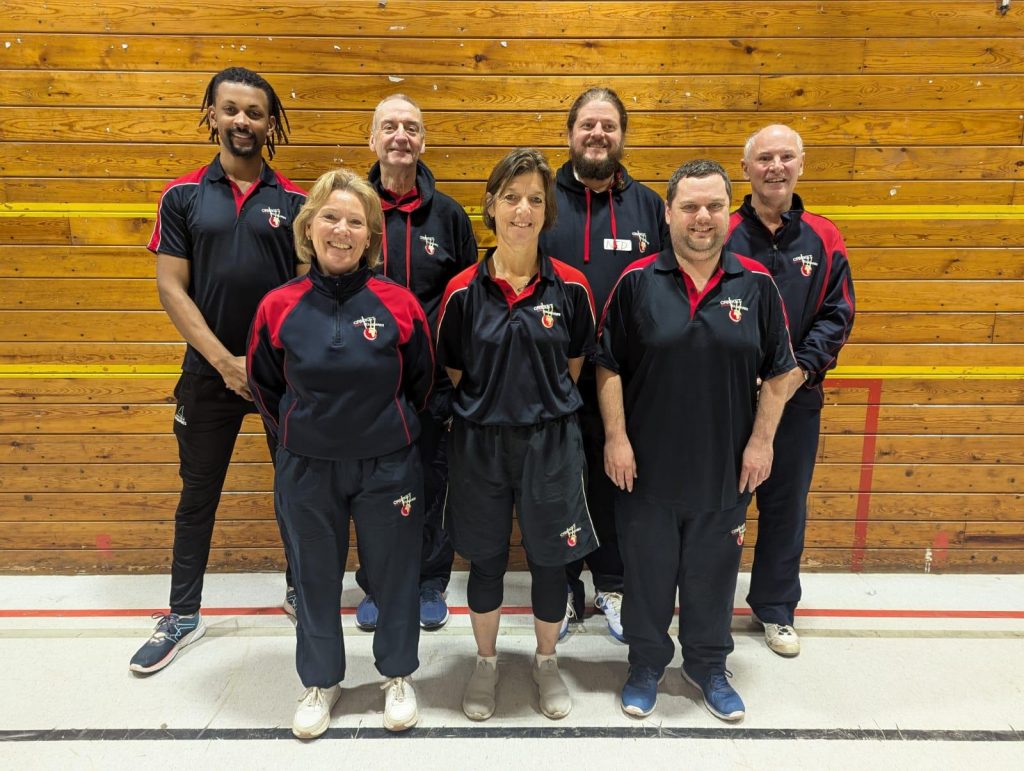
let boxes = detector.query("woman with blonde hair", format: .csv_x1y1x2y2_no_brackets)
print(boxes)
247,168,433,738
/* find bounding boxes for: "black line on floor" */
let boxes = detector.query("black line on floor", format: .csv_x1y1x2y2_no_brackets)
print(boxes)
1,727,1021,742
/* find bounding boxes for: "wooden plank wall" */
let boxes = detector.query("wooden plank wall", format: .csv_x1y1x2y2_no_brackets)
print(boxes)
0,1,1022,574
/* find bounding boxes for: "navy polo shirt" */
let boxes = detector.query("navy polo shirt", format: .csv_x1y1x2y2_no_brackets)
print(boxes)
596,248,797,511
436,250,596,426
148,155,307,377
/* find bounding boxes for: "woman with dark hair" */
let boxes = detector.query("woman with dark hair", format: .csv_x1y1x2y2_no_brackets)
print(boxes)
247,168,433,738
436,148,598,721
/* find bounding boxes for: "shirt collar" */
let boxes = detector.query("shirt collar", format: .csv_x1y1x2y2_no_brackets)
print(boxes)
654,247,744,276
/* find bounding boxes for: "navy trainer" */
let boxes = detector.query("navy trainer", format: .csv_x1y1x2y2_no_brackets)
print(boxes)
356,594,379,631
620,665,664,718
681,663,746,722
419,588,450,630
129,612,206,674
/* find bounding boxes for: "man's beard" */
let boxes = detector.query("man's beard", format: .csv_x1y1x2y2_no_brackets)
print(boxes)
571,144,622,181
223,129,263,158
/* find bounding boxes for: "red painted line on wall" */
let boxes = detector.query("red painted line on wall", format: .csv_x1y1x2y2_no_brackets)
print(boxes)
828,378,882,573
2,605,1022,620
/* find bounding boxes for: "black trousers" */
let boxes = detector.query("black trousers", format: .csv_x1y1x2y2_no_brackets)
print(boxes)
276,445,423,687
748,403,821,626
355,409,454,595
169,372,291,615
617,491,748,676
565,391,625,613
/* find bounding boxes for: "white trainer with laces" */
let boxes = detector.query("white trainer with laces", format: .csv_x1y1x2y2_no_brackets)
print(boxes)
292,685,340,739
753,614,801,657
594,590,624,642
381,676,418,732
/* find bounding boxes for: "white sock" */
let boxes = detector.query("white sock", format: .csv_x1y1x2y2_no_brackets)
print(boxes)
477,654,497,667
535,652,557,665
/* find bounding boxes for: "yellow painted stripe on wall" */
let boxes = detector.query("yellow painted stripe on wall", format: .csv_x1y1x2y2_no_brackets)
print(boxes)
3,204,1024,220
1,365,1022,379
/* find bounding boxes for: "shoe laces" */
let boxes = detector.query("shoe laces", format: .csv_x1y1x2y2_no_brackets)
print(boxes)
148,612,185,642
775,624,796,638
630,665,661,689
382,676,409,702
707,669,735,694
564,591,577,622
420,588,442,603
298,686,329,709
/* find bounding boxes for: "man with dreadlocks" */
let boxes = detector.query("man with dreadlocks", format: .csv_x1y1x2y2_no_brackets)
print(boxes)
130,67,307,674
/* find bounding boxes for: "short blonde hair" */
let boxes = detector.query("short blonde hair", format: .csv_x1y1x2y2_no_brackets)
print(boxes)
293,168,383,269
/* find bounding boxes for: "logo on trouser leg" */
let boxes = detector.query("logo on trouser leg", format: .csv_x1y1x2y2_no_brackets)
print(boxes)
560,523,581,548
393,493,416,517
174,405,187,426
730,523,746,546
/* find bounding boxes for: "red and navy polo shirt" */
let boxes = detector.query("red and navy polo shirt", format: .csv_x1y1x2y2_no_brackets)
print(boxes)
247,263,434,460
148,155,306,377
436,250,596,427
596,248,797,511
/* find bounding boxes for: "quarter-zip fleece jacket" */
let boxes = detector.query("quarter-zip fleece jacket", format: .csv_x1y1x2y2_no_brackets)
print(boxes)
247,262,434,460
369,160,478,330
726,193,856,409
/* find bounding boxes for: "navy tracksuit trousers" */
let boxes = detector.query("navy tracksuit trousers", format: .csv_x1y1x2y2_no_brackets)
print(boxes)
275,444,423,687
747,402,821,626
617,492,748,676
169,372,292,615
355,408,454,595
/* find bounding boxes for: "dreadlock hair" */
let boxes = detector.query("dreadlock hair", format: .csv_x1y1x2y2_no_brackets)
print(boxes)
199,67,290,160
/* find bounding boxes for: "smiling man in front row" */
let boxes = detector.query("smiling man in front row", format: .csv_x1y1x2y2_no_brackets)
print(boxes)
596,160,803,721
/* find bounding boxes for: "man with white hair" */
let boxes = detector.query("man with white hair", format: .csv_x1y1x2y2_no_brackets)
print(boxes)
356,94,478,632
724,124,856,658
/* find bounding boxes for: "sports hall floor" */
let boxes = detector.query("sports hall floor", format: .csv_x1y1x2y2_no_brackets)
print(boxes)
1,571,1021,769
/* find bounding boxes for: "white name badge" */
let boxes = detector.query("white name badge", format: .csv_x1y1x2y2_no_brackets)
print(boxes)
604,238,633,251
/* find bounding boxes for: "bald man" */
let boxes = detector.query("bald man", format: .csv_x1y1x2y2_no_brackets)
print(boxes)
724,125,855,657
356,94,478,632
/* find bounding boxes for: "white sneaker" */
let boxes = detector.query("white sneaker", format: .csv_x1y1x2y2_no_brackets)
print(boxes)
462,657,498,721
292,685,340,739
557,587,576,641
594,591,625,642
381,676,418,732
532,655,572,719
753,614,801,657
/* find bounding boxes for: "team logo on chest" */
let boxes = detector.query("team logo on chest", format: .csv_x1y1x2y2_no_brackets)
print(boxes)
632,230,650,253
793,253,818,277
393,493,416,517
720,297,749,323
261,207,285,228
419,235,437,256
353,316,384,340
560,523,582,548
730,524,746,546
533,303,561,329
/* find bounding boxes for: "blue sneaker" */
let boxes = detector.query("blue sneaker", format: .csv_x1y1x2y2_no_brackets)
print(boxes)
620,665,664,718
419,588,450,630
283,586,297,618
356,595,378,631
681,664,746,722
129,612,206,674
